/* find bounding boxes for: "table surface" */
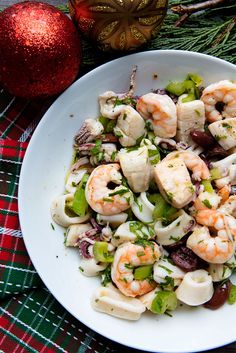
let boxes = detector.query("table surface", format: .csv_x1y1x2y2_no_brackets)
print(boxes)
0,0,236,353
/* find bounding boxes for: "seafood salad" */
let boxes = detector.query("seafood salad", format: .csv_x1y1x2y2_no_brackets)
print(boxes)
51,69,236,320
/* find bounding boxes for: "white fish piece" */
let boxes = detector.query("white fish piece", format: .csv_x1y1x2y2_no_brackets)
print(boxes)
175,270,214,306
90,143,118,166
229,164,236,185
112,221,152,247
153,258,185,287
65,168,87,194
211,152,236,178
74,119,104,145
139,288,160,311
119,146,151,193
219,195,236,217
197,191,222,210
65,223,92,247
97,213,128,228
209,118,236,150
51,194,90,227
131,192,154,223
99,91,125,119
154,157,194,208
214,176,231,189
155,210,194,246
79,258,107,277
91,285,146,320
176,100,205,144
114,106,145,147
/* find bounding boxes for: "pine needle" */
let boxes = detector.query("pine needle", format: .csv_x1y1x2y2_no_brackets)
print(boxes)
55,0,235,66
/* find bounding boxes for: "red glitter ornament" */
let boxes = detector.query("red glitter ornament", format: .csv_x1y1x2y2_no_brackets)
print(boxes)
0,2,81,98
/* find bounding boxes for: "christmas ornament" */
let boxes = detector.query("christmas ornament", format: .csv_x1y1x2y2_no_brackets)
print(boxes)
0,2,81,98
68,0,168,51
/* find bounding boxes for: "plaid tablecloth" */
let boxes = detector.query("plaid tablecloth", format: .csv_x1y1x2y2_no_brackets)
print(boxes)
1,1,236,352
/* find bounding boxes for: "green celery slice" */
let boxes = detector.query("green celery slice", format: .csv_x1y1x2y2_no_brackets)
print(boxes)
151,290,177,314
134,265,153,280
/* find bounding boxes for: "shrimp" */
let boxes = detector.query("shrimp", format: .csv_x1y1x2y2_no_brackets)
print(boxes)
187,209,236,263
218,185,231,204
85,163,131,216
163,150,210,180
201,80,236,122
111,242,161,297
136,93,177,138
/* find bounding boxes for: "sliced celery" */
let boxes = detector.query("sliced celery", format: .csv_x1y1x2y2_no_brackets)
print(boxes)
210,167,222,180
152,194,168,219
152,194,177,221
71,174,89,216
165,73,202,101
201,179,214,193
181,93,196,103
166,81,186,96
93,242,114,263
187,73,202,86
151,290,177,314
228,284,236,305
134,265,153,280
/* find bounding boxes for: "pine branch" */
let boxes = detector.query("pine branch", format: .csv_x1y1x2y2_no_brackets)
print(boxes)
212,16,236,46
171,0,233,26
172,0,227,15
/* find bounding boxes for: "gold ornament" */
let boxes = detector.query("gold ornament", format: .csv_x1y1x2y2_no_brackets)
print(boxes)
68,0,168,51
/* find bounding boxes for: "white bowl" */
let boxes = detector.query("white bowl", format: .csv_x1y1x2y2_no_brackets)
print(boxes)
19,50,236,353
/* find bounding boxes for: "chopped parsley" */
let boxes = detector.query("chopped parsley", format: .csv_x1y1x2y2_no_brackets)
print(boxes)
103,197,113,202
90,140,102,155
160,276,175,291
79,266,84,272
114,96,136,107
215,135,227,141
124,263,134,270
114,130,123,138
169,235,180,242
132,193,143,212
166,192,174,202
158,264,173,274
202,199,212,208
101,266,112,286
111,151,117,161
137,251,145,257
109,188,129,197
50,223,55,230
222,123,232,129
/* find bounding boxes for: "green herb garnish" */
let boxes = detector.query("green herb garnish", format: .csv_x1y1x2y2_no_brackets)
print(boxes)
109,188,129,197
202,199,212,209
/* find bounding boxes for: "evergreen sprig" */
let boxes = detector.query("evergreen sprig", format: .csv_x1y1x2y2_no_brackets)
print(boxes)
59,1,235,65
